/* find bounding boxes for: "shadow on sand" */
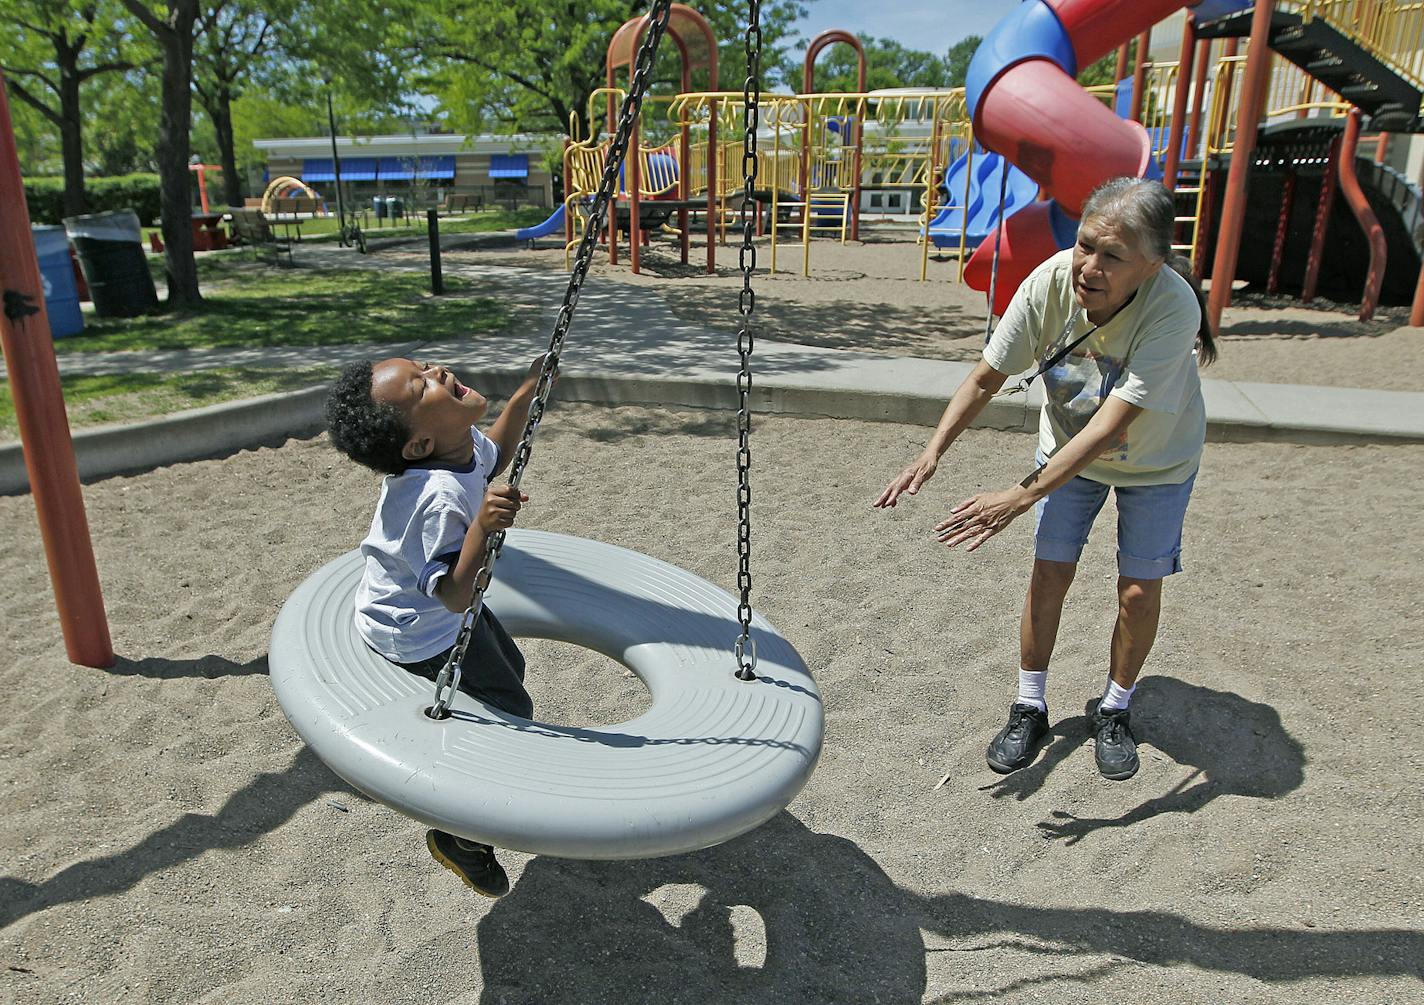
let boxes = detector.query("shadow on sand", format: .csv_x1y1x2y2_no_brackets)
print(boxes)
980,677,1306,845
477,813,1420,1004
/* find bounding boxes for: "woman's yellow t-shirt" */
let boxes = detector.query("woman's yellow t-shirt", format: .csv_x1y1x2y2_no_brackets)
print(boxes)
983,248,1205,487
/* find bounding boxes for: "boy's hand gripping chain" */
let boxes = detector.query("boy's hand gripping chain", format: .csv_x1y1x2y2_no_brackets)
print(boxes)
734,0,762,683
428,0,675,720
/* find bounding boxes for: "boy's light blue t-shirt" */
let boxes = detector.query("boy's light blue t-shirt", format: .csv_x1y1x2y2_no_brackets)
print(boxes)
354,427,500,661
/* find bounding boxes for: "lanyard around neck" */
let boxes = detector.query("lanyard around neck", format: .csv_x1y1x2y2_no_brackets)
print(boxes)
995,306,1099,398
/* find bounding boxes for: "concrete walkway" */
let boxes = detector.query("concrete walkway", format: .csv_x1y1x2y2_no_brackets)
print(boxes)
3,252,1422,495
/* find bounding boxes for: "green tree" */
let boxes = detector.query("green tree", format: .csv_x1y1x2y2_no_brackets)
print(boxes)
119,0,202,309
945,35,981,90
1078,39,1135,88
807,36,951,93
407,0,807,139
0,0,148,216
193,0,279,207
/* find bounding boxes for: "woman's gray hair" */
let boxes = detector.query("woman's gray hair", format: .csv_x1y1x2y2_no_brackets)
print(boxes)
1079,177,1175,261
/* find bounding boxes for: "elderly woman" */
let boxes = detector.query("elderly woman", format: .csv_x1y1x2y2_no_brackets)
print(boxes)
875,177,1216,781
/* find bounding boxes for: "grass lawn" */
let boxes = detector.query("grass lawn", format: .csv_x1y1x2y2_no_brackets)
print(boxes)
61,257,512,354
298,205,551,243
141,206,552,249
3,253,519,438
0,365,337,440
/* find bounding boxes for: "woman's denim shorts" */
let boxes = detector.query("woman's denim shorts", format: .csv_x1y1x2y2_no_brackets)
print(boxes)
1033,461,1198,580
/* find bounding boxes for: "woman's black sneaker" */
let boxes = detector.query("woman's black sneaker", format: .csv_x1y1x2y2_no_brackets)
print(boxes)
426,830,510,898
1091,704,1140,780
985,703,1051,773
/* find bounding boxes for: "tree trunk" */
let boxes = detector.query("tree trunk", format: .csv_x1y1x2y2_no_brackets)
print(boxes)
58,70,86,218
155,3,201,309
211,86,242,207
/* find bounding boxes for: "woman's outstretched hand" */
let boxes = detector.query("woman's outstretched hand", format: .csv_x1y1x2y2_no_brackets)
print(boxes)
934,487,1033,552
874,454,938,509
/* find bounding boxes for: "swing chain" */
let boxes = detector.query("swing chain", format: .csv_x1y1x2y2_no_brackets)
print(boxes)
429,0,675,719
734,0,762,683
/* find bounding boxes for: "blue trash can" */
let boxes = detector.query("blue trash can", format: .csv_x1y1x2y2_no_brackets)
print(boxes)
32,225,84,339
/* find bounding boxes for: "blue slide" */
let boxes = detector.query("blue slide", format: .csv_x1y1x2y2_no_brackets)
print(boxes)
926,148,1039,250
515,204,566,242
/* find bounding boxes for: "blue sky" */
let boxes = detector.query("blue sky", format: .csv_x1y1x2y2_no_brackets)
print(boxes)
791,0,1022,54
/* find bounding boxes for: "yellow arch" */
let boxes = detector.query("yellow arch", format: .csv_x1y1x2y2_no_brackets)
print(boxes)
261,176,319,214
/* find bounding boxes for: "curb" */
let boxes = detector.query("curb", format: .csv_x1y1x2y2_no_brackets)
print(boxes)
2,368,1420,496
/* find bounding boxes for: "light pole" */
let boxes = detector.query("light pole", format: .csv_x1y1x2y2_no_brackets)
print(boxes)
325,83,348,245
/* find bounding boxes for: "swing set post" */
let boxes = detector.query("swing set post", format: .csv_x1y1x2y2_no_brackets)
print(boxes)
0,76,114,669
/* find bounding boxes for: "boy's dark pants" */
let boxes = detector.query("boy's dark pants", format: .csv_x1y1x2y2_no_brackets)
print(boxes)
394,607,533,720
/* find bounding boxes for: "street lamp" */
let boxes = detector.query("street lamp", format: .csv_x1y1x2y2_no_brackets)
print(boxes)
325,82,348,246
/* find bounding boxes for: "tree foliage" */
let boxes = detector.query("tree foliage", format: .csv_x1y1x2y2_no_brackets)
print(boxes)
406,0,807,139
945,35,981,90
804,36,948,93
0,0,150,214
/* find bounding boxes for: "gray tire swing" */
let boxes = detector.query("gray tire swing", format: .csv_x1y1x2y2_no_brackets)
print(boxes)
269,0,823,860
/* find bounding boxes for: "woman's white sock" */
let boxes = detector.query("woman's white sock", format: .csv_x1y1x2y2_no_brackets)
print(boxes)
1100,677,1136,711
1017,668,1048,711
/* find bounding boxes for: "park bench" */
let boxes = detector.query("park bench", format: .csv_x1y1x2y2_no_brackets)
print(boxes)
438,193,483,215
227,208,293,266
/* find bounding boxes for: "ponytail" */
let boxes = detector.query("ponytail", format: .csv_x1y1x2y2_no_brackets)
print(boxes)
1165,253,1218,366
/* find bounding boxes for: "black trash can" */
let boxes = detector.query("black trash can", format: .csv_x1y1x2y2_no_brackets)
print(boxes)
387,196,404,222
372,196,387,220
63,210,158,318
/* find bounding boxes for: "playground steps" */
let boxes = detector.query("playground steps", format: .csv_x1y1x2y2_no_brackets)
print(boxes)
1196,7,1423,133
1170,163,1209,265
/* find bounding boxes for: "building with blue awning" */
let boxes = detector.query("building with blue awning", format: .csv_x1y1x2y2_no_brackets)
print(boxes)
251,133,555,212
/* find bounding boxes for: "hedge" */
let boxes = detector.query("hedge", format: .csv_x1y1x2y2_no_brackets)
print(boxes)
24,174,163,227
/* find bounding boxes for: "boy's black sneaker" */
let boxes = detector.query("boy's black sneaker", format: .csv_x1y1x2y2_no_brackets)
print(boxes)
1091,703,1140,780
985,703,1051,774
426,830,510,898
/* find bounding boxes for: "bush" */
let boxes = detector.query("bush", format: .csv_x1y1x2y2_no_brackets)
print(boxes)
24,173,163,226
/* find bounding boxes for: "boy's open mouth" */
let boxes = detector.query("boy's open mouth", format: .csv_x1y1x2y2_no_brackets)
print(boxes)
454,379,471,399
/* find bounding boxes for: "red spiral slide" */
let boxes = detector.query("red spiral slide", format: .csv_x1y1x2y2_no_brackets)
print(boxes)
965,0,1203,314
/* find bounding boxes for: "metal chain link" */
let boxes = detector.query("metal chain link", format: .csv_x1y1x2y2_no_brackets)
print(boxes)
429,0,675,719
734,0,762,683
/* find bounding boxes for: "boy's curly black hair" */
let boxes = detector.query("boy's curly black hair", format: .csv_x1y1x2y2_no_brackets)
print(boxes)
325,360,410,475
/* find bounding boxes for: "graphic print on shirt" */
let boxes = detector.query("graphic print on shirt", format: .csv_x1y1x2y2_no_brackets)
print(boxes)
1044,350,1129,462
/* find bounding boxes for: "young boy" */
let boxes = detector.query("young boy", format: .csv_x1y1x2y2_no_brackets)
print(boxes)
324,354,549,898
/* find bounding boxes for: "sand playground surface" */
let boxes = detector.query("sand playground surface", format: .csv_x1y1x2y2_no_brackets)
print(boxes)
2,400,1422,1003
3,229,1423,1002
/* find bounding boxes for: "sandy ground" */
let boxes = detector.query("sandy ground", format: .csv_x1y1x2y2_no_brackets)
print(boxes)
2,399,1422,1004
457,229,1424,392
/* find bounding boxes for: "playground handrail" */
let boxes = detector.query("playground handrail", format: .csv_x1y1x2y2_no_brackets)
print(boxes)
1291,0,1424,93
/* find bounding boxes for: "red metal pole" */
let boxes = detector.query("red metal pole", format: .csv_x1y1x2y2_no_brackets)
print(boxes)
1163,17,1197,189
1302,134,1340,303
706,97,718,273
1130,28,1153,122
1114,43,1131,84
630,118,642,274
0,76,113,668
1411,257,1424,327
1266,169,1296,294
562,140,573,246
1374,131,1390,164
679,121,690,264
1415,155,1424,326
1206,3,1276,331
1209,39,1241,153
606,79,618,266
1337,108,1386,321
1185,36,1212,160
1193,167,1217,276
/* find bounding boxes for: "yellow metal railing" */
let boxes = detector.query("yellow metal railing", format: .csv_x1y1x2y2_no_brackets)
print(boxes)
1291,0,1424,92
